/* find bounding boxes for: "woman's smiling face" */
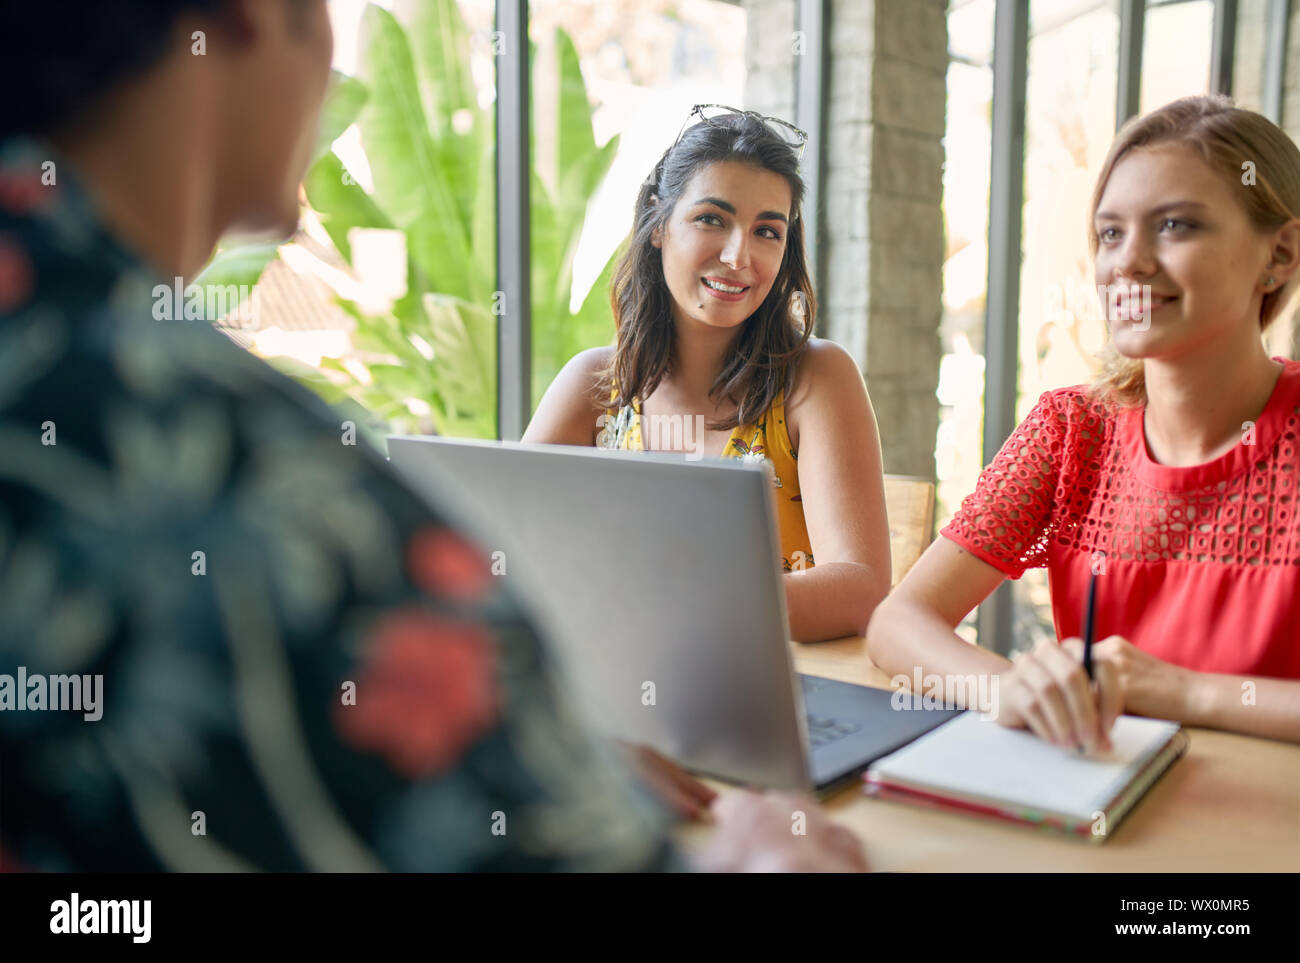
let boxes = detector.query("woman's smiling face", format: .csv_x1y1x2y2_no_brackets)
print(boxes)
652,160,793,332
1093,143,1275,361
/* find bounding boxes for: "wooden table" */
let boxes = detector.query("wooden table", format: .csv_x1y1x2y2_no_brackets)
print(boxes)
675,635,1300,871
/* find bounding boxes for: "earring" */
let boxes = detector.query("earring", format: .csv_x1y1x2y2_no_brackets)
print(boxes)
1265,275,1276,289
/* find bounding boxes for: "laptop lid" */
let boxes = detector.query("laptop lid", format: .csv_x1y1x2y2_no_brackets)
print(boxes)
386,436,813,790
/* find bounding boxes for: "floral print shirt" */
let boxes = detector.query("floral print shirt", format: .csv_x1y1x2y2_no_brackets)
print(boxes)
0,137,677,871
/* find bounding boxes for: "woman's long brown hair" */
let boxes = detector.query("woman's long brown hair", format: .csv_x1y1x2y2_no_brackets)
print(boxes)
597,111,816,430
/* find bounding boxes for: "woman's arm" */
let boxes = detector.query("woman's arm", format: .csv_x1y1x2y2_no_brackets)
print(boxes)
1091,636,1300,743
866,535,1009,679
521,346,613,446
868,537,1123,751
1191,674,1300,743
870,539,1300,743
783,341,891,642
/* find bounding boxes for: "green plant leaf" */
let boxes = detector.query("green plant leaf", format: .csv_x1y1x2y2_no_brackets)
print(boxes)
359,5,472,298
303,152,393,263
571,239,621,345
193,242,280,319
528,169,562,314
420,291,496,437
403,0,479,140
555,29,598,188
532,239,619,411
405,0,485,231
468,139,496,304
526,29,620,412
312,70,369,162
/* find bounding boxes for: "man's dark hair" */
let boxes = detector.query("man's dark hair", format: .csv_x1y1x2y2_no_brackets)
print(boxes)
0,1,229,139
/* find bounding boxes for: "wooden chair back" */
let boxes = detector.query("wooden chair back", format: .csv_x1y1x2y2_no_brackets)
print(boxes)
883,474,936,588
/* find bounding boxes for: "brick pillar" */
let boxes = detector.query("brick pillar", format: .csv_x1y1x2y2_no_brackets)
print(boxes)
852,0,946,479
744,0,947,479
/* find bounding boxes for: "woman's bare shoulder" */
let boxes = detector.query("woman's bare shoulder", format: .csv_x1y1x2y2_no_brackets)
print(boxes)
552,345,616,400
787,338,864,407
522,345,616,445
574,344,616,378
784,339,868,450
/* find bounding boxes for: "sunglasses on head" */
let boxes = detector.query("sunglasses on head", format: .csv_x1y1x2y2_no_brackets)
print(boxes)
674,104,809,159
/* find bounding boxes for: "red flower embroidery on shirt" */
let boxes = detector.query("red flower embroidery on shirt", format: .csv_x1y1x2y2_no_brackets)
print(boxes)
0,172,49,215
334,610,499,779
0,236,34,312
406,527,494,602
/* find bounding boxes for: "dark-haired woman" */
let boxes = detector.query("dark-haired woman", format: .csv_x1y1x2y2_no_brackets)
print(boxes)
525,108,891,643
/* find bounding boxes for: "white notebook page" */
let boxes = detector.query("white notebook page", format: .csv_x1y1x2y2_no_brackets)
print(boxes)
868,713,1181,820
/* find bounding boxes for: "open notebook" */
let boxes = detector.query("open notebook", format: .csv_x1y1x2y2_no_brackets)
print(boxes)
864,713,1188,843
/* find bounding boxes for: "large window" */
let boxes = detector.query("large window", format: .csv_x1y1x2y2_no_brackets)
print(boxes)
218,0,505,439
939,0,996,642
1141,0,1215,113
939,0,993,525
225,0,747,442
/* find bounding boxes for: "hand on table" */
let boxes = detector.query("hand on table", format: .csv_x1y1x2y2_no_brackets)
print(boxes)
695,790,868,873
991,637,1123,752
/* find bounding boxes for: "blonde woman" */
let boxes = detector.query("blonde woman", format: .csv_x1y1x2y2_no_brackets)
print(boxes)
868,95,1300,747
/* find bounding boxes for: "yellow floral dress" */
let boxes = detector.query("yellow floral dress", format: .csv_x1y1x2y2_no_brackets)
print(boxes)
600,388,814,573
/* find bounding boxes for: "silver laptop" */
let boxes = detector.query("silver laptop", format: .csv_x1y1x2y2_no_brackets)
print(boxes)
387,436,961,794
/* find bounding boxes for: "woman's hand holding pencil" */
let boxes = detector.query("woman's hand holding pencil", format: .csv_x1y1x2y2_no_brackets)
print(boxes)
991,638,1123,753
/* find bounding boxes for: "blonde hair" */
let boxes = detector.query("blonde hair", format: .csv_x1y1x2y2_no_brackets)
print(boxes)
1088,95,1300,407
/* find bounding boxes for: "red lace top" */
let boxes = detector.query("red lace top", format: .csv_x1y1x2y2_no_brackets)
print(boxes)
942,359,1300,680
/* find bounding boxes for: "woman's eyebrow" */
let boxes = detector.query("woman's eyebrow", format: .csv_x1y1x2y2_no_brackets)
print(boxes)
1095,200,1211,220
692,197,789,224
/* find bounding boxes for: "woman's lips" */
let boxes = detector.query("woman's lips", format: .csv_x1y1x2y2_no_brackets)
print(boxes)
1113,294,1177,321
701,276,749,301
